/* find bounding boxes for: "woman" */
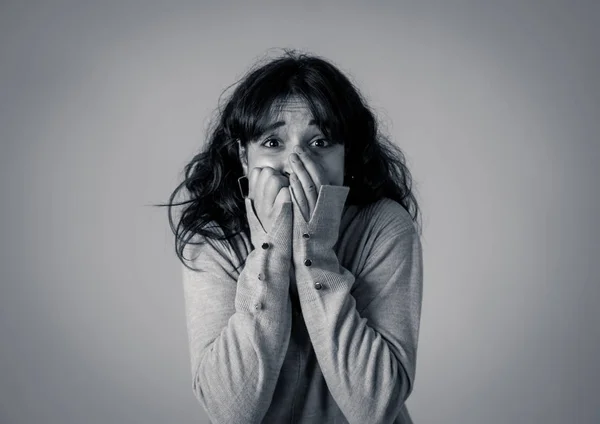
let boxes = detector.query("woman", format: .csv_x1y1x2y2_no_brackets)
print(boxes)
167,50,424,423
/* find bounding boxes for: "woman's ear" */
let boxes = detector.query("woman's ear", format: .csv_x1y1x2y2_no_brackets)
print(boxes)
237,139,248,175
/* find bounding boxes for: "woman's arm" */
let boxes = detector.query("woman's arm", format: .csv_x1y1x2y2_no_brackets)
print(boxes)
292,186,423,424
182,199,294,423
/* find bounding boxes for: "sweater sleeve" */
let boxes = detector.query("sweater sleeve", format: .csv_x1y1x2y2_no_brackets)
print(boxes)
182,199,294,424
291,186,423,424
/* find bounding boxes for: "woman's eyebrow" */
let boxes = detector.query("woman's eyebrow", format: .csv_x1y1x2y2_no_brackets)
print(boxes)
250,119,321,143
262,119,318,132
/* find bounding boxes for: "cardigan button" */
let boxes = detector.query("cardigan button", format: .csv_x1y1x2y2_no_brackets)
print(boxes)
314,282,322,290
261,242,269,249
254,302,262,310
304,259,312,266
302,233,310,239
258,273,264,281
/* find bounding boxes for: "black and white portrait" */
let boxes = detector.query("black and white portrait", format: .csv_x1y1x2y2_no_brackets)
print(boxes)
1,1,598,423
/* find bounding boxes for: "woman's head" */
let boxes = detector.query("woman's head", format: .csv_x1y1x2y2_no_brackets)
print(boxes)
222,53,376,189
166,50,421,269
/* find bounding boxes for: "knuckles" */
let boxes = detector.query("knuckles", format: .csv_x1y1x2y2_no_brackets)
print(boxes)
261,167,276,176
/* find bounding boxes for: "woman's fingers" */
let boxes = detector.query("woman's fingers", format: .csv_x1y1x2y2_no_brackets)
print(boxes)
273,186,291,215
265,173,289,208
247,167,262,200
295,148,327,189
289,172,310,222
246,153,328,225
254,167,282,204
288,153,318,216
247,166,291,232
260,168,278,203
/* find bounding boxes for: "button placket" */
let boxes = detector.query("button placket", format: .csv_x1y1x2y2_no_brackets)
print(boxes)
254,244,269,312
301,228,317,290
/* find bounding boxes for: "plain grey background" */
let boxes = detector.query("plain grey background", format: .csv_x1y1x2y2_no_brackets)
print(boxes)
1,1,598,423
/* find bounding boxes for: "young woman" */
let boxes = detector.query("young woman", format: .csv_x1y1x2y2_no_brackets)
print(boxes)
167,50,424,423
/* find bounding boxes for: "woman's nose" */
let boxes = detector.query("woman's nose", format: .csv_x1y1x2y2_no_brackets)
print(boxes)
268,153,293,177
280,162,292,178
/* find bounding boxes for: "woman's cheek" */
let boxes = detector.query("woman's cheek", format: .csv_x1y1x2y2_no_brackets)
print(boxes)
248,151,279,168
324,156,345,186
322,163,344,186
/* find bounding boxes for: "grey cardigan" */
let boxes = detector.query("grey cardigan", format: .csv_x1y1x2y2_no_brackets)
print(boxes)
182,185,423,423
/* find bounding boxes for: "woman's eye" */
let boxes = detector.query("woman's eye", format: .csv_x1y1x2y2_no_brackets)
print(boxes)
311,138,331,148
262,138,281,148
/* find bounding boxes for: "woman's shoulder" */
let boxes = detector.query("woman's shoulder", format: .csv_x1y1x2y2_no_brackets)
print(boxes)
346,197,417,237
182,222,251,272
338,197,419,276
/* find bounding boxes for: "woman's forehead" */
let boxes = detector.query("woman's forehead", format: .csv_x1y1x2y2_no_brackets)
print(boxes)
250,95,333,138
269,96,312,117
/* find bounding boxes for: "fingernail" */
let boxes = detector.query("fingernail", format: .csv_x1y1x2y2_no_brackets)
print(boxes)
294,146,304,154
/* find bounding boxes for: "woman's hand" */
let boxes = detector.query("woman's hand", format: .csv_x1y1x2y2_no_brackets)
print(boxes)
288,147,330,222
247,166,291,233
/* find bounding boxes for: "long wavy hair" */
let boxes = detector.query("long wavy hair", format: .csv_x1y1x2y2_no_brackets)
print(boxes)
163,50,422,271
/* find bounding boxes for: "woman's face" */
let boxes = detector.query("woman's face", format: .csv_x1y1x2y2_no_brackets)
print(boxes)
238,97,345,187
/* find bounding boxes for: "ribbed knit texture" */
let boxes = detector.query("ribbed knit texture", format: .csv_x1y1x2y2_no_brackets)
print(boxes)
182,185,423,423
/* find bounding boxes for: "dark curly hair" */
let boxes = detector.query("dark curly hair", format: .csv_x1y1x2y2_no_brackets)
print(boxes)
162,50,422,271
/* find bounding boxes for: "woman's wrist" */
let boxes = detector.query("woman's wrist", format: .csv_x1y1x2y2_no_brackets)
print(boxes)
291,185,350,248
245,198,293,257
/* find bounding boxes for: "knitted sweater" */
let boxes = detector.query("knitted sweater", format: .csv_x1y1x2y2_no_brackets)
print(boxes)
182,185,423,423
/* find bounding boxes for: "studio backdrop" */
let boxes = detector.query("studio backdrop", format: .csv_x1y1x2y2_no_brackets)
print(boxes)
1,1,598,423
